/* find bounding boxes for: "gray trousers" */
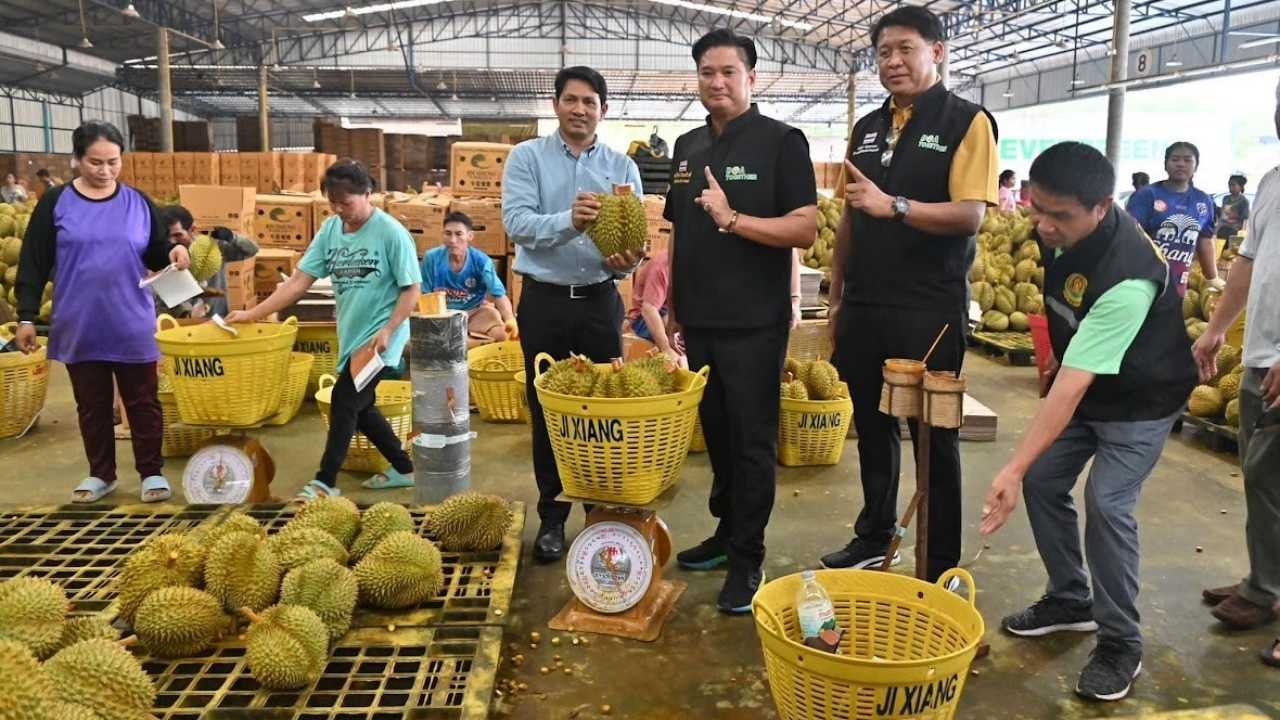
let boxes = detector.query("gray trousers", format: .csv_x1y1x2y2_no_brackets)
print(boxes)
1023,411,1181,652
1237,368,1280,608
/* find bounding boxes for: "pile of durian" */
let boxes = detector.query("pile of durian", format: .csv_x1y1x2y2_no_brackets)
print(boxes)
0,493,513,713
540,353,683,399
802,195,843,272
780,358,846,401
1187,344,1244,428
1182,264,1218,341
971,207,1045,333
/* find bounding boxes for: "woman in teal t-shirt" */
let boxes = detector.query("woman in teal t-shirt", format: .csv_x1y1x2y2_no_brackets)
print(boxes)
228,160,422,498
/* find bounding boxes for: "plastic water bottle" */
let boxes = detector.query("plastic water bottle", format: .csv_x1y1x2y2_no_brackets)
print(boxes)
796,570,837,641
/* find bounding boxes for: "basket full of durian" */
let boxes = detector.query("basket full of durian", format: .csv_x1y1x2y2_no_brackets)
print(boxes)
533,352,709,505
778,358,853,467
467,340,527,423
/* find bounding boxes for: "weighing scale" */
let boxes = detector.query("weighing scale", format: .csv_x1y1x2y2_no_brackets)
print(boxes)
548,491,685,643
182,433,275,504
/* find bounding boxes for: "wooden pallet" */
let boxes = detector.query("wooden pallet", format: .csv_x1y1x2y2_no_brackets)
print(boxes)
1179,413,1239,452
969,330,1035,366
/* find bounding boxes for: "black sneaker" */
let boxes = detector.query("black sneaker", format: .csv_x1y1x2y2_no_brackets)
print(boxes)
1001,595,1099,637
819,538,901,570
716,564,764,614
1076,640,1142,702
677,536,728,571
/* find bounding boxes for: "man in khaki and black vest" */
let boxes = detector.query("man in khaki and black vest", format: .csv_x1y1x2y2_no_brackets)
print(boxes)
821,6,997,582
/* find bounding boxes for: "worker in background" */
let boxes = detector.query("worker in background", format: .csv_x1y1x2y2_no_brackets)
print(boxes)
666,29,817,614
1129,172,1150,197
624,248,678,360
502,66,644,563
2,172,28,204
1192,80,1280,664
157,206,260,318
422,211,517,342
1018,179,1033,208
34,168,60,197
1126,142,1221,295
821,6,997,583
1216,173,1250,241
998,169,1018,211
228,160,421,497
981,142,1197,702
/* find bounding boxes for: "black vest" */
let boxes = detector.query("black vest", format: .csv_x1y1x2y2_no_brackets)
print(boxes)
843,83,993,313
1044,208,1197,421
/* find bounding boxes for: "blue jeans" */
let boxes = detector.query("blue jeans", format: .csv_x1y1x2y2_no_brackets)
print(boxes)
630,309,666,343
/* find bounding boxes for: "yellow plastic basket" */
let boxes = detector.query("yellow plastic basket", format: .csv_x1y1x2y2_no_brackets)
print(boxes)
155,315,298,427
533,352,709,505
513,370,530,423
157,372,215,457
753,569,984,720
0,323,49,439
788,320,834,362
779,382,853,467
264,352,315,426
314,373,414,473
689,415,706,453
293,322,339,398
468,341,527,423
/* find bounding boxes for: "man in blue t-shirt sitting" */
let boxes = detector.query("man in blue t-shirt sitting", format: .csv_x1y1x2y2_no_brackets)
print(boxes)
1125,141,1222,296
421,211,517,341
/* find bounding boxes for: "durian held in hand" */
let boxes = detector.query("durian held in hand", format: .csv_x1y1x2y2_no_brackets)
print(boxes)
780,358,846,401
540,352,683,399
585,184,648,258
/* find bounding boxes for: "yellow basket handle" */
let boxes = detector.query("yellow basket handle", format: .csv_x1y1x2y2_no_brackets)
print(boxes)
937,568,977,608
481,358,510,372
750,596,785,638
155,313,179,332
282,316,299,328
692,365,710,380
533,352,557,379
317,374,337,390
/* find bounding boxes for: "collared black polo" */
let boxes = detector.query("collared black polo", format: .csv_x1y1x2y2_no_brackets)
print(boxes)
665,104,816,329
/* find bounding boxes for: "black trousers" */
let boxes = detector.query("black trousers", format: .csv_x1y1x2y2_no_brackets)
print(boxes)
316,365,414,487
518,280,624,525
684,323,789,568
832,302,966,581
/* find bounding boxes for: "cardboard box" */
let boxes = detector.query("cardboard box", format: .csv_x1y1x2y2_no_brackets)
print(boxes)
118,154,134,186
312,195,334,232
449,197,505,255
226,284,257,312
178,185,256,237
190,153,220,184
172,152,193,185
132,152,155,175
647,222,672,257
232,153,257,189
217,153,238,186
254,193,314,250
224,257,255,291
257,152,281,193
450,142,512,197
388,195,452,257
279,153,305,192
303,153,326,192
254,248,301,300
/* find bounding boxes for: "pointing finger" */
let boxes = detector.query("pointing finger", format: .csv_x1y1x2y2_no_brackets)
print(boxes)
703,166,721,188
844,160,865,182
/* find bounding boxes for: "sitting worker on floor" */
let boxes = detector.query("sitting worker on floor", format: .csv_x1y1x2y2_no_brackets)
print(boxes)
157,205,259,318
421,211,517,341
623,248,680,361
980,141,1197,703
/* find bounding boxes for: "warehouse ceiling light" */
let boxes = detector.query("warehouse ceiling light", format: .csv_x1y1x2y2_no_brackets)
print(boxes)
122,2,140,18
1166,54,1183,67
1239,36,1280,50
303,0,449,22
646,0,813,30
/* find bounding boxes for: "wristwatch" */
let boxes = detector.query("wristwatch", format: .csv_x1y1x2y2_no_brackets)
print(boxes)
891,196,910,222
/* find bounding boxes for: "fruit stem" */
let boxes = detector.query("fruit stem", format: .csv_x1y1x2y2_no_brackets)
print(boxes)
118,635,139,648
240,607,262,623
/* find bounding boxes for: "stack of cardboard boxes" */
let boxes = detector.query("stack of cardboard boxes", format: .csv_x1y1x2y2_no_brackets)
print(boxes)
644,195,671,257
120,151,336,198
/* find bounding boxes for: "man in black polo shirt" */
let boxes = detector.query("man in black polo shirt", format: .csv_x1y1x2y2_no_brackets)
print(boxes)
821,6,998,581
665,29,817,614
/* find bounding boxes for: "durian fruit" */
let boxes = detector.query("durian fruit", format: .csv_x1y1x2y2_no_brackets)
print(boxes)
630,354,678,394
134,586,227,658
0,577,68,659
113,533,204,624
780,373,809,401
1008,311,1030,332
618,363,661,398
993,286,1017,315
542,355,598,397
268,526,350,571
1188,385,1225,418
242,605,329,690
204,531,282,614
0,639,55,719
1217,371,1242,402
982,310,1010,332
783,358,806,384
586,184,646,258
1215,345,1241,379
1183,289,1201,320
188,234,223,282
592,363,624,398
1225,398,1241,427
354,531,443,609
804,360,840,401
351,502,415,562
279,559,358,642
427,493,513,552
45,703,100,720
58,615,119,650
971,281,995,313
44,639,156,720
288,495,361,548
191,511,265,551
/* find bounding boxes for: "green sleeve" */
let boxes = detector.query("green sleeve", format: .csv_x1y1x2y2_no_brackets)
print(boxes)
1061,279,1158,375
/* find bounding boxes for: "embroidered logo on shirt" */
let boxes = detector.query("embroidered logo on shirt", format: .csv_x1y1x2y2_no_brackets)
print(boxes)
672,159,692,185
863,132,878,143
1063,273,1088,307
917,134,949,153
1196,202,1208,216
1153,199,1168,213
723,165,759,182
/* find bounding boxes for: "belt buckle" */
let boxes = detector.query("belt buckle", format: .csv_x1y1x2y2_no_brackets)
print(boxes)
568,284,586,300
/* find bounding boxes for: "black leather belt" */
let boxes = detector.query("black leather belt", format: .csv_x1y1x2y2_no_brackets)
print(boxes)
524,276,616,300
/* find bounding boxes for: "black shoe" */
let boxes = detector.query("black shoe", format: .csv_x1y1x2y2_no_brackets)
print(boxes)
716,563,764,615
677,536,729,570
1002,595,1099,637
533,522,565,563
1076,640,1142,702
819,538,901,570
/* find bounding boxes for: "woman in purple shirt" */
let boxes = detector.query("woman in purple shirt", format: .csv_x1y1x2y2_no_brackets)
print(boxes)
13,121,190,503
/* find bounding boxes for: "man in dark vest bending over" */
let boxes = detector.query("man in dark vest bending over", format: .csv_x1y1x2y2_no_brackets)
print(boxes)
980,141,1197,702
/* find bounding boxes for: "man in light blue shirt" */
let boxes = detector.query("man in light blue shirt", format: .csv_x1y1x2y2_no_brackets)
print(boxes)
502,65,644,563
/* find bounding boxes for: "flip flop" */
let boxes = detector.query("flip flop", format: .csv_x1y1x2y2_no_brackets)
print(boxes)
140,475,171,503
293,479,340,503
72,477,117,504
1261,639,1280,668
361,469,414,490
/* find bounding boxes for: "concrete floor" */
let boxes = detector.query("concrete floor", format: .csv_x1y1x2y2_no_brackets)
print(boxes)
2,353,1276,719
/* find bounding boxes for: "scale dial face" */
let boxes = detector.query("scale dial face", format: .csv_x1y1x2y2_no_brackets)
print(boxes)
566,521,655,614
183,443,256,504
